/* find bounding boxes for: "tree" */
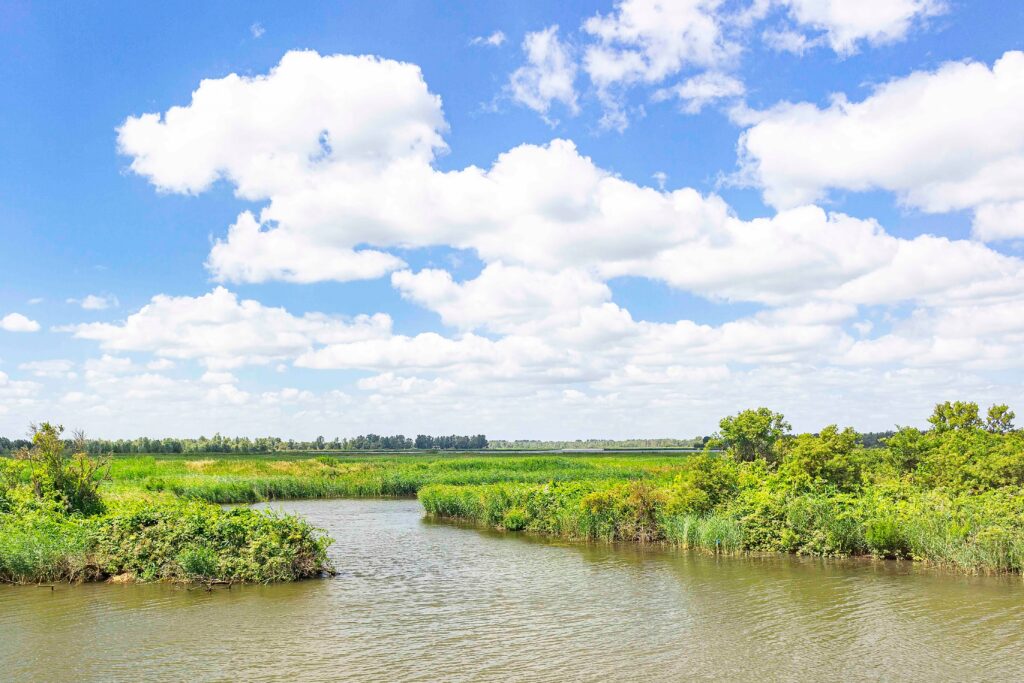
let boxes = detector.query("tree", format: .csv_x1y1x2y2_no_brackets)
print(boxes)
928,401,982,432
779,425,862,489
985,404,1016,434
711,408,791,463
16,423,108,515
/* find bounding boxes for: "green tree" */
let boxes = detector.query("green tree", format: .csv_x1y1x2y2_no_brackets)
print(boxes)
711,408,791,463
927,401,982,432
17,423,108,515
985,404,1016,434
779,425,862,490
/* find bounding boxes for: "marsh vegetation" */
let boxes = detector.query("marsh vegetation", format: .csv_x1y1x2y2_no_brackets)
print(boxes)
3,401,1023,582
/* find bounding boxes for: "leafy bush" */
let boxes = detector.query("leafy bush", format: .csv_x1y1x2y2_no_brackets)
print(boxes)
16,423,108,515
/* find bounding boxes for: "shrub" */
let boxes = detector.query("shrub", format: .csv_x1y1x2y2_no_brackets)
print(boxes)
501,507,530,531
17,423,108,515
864,517,910,559
177,545,219,579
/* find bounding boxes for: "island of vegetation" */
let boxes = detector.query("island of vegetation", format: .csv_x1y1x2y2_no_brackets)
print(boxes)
2,400,1022,584
0,424,332,585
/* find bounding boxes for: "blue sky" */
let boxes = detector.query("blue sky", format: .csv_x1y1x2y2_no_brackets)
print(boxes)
2,0,1024,438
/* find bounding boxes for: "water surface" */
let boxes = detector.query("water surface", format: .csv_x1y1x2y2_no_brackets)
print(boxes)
2,499,1022,682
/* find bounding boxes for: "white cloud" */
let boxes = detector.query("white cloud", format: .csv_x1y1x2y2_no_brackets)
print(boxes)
118,50,446,196
201,371,238,384
393,264,610,335
653,71,744,113
1,313,40,332
776,0,946,55
68,294,118,310
118,52,1024,311
89,48,1024,437
762,28,821,55
580,0,738,128
0,373,41,417
582,0,736,86
207,211,405,283
470,31,506,47
738,51,1024,222
67,287,391,369
501,0,942,127
973,200,1024,242
18,359,76,379
508,26,578,121
250,22,265,39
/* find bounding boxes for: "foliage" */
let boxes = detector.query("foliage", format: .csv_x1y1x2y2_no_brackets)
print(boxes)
928,401,982,432
16,423,108,515
0,425,332,584
420,402,1024,574
709,408,791,463
6,401,1024,580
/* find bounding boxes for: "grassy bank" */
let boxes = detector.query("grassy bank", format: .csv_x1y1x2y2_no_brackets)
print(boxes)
0,426,332,585
5,401,1023,579
421,404,1024,574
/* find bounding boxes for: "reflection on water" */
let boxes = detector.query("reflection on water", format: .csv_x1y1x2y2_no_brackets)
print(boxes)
2,499,1023,682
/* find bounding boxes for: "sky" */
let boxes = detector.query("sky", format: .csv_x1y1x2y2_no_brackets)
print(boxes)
2,0,1024,439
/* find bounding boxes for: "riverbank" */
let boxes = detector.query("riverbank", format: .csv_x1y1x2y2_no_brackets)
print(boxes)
418,406,1024,575
0,425,332,585
5,402,1023,580
0,495,333,585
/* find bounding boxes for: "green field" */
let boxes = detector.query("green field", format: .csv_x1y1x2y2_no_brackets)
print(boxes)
106,452,685,502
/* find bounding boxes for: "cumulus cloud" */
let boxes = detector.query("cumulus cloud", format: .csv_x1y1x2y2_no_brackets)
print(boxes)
653,71,745,113
393,264,611,334
1,313,40,332
973,200,1024,242
498,0,943,127
775,0,946,55
91,48,1024,436
582,0,737,86
738,51,1024,222
580,0,738,127
508,26,579,121
18,359,76,379
118,51,447,196
66,287,391,369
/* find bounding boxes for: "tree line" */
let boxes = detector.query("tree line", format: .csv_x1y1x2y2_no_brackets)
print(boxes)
0,433,489,454
488,437,707,450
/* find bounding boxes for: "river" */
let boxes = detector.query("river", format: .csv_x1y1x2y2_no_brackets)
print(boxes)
2,499,1022,681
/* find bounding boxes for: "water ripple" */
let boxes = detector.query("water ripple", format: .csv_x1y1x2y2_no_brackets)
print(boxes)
2,499,1023,682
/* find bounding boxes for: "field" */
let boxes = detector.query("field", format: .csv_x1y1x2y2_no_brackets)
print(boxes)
106,452,683,502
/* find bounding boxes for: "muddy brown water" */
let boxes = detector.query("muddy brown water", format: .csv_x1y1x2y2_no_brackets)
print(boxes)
2,499,1022,682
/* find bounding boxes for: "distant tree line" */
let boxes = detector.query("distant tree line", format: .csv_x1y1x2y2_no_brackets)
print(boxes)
413,434,488,450
0,433,488,454
0,429,904,455
488,437,707,450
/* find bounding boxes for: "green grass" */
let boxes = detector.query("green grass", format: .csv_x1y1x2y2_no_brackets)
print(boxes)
105,453,686,503
9,410,1024,579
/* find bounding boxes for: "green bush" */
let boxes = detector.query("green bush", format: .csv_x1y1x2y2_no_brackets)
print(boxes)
501,507,530,531
176,545,219,579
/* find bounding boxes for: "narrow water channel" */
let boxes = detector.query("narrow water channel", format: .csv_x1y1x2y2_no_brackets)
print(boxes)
2,499,1022,682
